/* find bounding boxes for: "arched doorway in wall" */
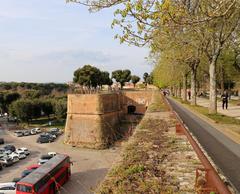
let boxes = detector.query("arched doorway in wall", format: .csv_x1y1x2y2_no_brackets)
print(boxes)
127,105,136,114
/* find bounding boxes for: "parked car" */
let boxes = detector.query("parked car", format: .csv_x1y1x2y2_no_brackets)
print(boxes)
35,128,42,134
31,127,41,134
12,177,21,183
0,182,16,194
37,136,53,144
48,152,57,157
0,156,13,167
38,154,53,165
0,148,7,158
21,169,35,178
10,155,19,163
14,131,23,137
0,138,4,144
46,132,57,139
41,133,55,141
4,145,16,152
16,148,30,156
50,128,63,136
23,130,31,136
10,151,26,160
30,128,37,135
26,164,40,170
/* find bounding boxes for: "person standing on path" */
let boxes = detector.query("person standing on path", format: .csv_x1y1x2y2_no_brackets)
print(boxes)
221,90,229,110
187,90,191,100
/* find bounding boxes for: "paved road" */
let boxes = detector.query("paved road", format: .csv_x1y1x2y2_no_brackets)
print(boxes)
167,98,240,193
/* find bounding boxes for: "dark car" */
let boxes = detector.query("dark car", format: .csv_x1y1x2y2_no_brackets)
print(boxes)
4,145,16,152
12,177,22,183
38,154,53,165
50,128,63,136
0,156,13,167
41,133,55,140
37,136,52,144
0,138,4,144
21,169,35,178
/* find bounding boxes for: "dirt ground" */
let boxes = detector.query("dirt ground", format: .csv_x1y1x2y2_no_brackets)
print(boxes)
0,122,121,194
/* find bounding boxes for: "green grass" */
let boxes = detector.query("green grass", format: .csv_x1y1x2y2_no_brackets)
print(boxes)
191,105,240,125
174,97,240,125
20,116,66,129
229,99,240,106
96,93,184,194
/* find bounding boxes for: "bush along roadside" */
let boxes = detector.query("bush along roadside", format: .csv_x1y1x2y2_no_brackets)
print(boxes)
96,93,203,194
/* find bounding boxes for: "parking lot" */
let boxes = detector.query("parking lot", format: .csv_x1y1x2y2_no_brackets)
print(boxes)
0,122,120,194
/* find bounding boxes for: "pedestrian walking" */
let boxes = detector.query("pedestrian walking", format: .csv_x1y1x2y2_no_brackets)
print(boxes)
187,90,191,100
221,90,229,110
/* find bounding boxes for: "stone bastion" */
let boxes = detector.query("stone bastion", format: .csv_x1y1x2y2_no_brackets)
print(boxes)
64,90,153,149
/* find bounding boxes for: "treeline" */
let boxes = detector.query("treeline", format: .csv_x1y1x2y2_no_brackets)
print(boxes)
73,65,153,89
0,82,69,92
0,82,68,123
9,98,67,123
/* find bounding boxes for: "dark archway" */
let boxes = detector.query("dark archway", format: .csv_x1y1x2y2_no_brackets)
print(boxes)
127,105,136,114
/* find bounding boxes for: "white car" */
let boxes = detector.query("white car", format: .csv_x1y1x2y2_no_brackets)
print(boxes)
48,152,57,157
0,182,16,194
16,148,30,156
34,128,41,134
30,128,37,135
9,151,26,160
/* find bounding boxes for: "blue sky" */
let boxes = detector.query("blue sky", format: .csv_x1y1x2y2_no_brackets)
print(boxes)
0,0,152,83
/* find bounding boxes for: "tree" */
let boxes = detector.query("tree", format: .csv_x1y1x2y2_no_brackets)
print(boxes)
9,99,41,124
112,69,131,89
53,99,67,120
99,71,113,87
73,65,101,88
131,75,140,87
2,92,21,112
41,100,54,119
143,73,149,87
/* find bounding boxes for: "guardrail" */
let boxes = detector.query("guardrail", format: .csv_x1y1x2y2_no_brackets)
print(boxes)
164,96,231,194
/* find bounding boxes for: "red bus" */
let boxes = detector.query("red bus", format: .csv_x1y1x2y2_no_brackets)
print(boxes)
16,154,71,194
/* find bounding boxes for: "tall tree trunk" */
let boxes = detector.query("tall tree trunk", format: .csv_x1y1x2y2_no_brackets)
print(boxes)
209,58,217,114
191,67,197,105
220,64,225,95
178,83,182,98
182,73,187,101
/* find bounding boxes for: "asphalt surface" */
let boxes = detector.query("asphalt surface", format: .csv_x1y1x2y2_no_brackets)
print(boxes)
167,98,240,193
0,118,120,194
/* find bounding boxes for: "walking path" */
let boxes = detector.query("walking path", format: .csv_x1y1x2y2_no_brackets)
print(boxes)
168,98,240,193
194,97,240,120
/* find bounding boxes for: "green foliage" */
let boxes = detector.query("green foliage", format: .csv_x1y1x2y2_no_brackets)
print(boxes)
9,99,41,122
131,75,140,87
99,71,113,86
73,65,101,87
53,99,67,120
73,65,112,88
112,69,131,88
40,100,54,118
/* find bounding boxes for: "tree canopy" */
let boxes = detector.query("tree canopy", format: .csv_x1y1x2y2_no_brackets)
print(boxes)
131,75,140,87
112,69,131,88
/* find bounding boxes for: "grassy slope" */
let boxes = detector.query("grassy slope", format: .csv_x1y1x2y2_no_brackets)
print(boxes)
96,93,200,194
